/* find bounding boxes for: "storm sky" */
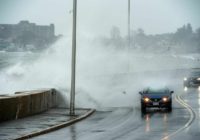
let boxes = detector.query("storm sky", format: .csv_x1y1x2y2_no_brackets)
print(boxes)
0,0,200,36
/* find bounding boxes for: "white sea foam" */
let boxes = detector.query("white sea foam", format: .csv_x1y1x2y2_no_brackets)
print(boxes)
0,38,199,108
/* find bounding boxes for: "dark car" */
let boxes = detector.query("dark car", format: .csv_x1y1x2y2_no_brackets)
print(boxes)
139,88,173,112
183,70,200,88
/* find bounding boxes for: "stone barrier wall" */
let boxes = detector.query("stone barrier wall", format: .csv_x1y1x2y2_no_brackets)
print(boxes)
0,89,57,122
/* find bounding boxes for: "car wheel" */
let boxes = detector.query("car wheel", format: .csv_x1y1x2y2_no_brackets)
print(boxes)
168,104,172,112
141,103,146,113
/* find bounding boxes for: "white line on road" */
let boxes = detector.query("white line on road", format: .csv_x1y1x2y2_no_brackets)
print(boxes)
161,95,195,140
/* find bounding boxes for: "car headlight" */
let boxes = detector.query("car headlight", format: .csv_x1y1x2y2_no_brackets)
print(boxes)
184,77,187,81
197,78,200,81
144,97,150,102
184,86,188,91
162,97,168,102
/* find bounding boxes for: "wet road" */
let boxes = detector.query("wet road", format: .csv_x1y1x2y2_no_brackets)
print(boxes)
171,88,200,140
31,88,200,140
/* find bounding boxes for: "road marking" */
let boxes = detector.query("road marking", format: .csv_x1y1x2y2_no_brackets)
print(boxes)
161,95,195,140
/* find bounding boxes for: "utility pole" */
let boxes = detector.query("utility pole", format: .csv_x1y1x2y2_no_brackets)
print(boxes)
127,0,131,73
70,0,77,116
128,0,130,48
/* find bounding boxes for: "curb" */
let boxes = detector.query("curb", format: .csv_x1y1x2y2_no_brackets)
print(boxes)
14,109,96,140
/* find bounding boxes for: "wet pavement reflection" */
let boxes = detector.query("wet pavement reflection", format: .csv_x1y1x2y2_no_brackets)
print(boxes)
70,126,76,140
141,108,173,139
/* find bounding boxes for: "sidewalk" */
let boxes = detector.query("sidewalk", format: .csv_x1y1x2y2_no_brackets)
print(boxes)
0,108,95,140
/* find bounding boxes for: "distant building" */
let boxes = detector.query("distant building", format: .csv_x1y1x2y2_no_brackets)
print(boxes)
0,20,58,51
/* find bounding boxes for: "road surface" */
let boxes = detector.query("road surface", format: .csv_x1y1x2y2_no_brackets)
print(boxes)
31,87,200,140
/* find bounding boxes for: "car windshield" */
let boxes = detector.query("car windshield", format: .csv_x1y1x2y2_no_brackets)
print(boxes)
146,89,167,94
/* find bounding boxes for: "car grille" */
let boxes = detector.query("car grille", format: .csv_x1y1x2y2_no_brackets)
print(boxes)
151,98,161,102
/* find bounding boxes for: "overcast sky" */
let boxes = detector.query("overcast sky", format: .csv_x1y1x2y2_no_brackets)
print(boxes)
0,0,200,37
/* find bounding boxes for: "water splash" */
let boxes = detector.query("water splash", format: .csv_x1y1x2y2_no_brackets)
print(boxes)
0,37,200,108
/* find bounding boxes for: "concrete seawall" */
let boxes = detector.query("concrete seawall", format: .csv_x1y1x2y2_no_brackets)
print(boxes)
0,89,57,122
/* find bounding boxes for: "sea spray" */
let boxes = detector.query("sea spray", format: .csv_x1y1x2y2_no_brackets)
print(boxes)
0,37,199,109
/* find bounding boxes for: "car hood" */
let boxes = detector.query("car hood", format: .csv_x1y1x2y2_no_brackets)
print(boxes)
143,94,170,99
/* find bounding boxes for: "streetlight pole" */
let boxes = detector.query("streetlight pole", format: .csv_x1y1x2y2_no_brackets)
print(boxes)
70,0,77,116
128,0,130,48
127,0,131,73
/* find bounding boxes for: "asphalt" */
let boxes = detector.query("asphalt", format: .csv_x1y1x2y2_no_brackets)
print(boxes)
30,88,200,140
30,96,190,140
0,108,95,140
171,88,200,140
